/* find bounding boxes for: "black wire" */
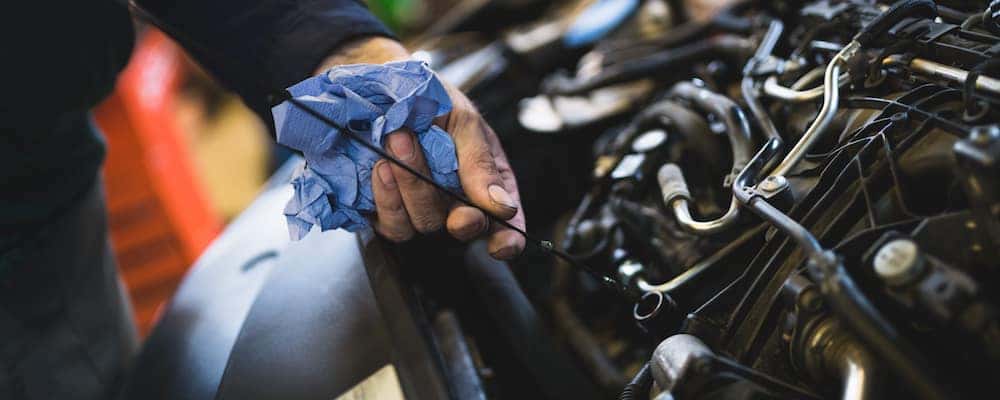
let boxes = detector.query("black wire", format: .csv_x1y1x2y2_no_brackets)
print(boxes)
121,0,628,298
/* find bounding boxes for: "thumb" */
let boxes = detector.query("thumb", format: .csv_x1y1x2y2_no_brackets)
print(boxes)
445,108,519,221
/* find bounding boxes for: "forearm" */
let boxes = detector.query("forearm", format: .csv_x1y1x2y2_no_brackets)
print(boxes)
136,0,394,116
315,36,410,73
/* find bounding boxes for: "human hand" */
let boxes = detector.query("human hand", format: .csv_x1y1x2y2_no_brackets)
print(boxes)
316,37,526,260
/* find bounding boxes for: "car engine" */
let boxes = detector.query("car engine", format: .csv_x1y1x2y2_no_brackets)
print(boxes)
392,1,1000,399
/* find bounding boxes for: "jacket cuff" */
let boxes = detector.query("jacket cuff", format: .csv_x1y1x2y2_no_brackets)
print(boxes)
266,1,396,96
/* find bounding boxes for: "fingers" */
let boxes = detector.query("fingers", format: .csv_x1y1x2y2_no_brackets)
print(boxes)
385,129,447,233
440,97,519,221
488,227,526,260
484,130,527,260
446,205,488,242
373,86,526,261
371,160,415,242
449,202,526,260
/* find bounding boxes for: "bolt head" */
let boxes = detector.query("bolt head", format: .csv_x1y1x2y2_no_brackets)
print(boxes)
759,175,788,192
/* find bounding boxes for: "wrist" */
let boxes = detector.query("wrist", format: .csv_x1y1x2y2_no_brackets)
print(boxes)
315,36,410,74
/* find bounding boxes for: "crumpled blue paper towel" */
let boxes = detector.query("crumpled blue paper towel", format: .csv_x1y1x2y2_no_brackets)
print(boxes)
273,61,461,239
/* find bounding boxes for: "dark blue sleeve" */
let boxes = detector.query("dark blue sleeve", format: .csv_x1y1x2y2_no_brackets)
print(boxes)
135,0,395,118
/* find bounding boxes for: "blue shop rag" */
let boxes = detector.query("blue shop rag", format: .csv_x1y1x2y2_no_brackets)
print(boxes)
272,61,461,240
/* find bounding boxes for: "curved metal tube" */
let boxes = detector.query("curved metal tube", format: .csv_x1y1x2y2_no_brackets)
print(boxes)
770,41,859,177
802,317,880,400
669,81,755,171
670,197,741,234
732,137,824,255
792,67,826,89
841,348,877,400
762,71,849,102
661,81,755,234
742,75,782,142
636,224,766,293
742,20,786,173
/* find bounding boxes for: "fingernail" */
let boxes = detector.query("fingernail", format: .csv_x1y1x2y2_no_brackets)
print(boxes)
387,132,415,161
491,245,518,260
488,185,517,211
376,161,396,188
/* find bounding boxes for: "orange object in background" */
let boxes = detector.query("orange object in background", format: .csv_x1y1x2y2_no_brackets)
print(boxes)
95,29,222,336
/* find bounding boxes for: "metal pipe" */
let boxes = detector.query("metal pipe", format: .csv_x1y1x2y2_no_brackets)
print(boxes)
732,139,821,255
770,41,859,177
741,20,785,172
763,72,849,102
741,75,782,140
670,197,740,234
636,224,766,293
841,349,877,400
791,67,826,90
801,317,880,400
883,55,1000,95
659,82,755,235
668,82,755,170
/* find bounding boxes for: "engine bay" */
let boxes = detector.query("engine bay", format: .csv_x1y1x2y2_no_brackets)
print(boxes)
381,1,1000,399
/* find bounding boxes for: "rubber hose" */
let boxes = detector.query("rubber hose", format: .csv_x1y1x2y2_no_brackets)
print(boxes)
854,0,937,47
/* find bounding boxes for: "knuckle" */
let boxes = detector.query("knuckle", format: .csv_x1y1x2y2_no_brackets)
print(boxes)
378,225,413,242
498,168,517,187
394,229,415,242
393,168,422,186
450,106,480,128
411,211,445,234
380,199,406,213
462,146,499,177
450,218,485,241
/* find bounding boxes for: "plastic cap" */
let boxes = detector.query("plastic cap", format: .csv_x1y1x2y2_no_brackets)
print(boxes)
873,239,925,286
